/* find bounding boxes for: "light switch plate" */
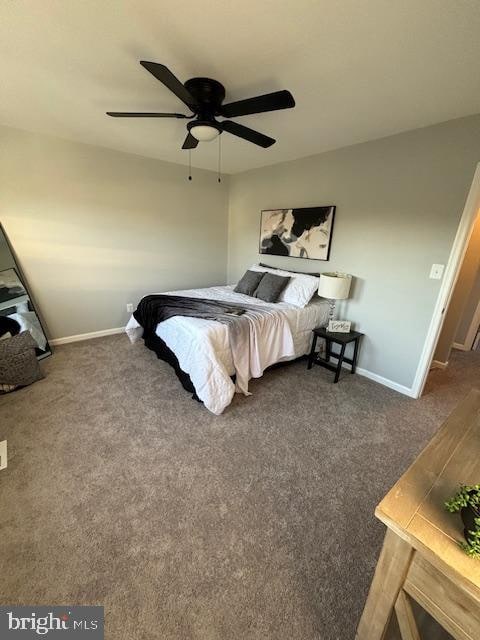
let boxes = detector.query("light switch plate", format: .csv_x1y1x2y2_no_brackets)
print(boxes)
0,440,7,470
126,303,134,313
429,264,445,280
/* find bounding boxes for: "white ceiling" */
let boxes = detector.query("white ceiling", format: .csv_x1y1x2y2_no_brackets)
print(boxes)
1,0,480,174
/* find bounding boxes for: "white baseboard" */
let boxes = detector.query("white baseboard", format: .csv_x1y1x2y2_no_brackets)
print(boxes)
337,359,414,396
452,341,468,351
355,366,416,397
430,359,449,370
50,327,124,346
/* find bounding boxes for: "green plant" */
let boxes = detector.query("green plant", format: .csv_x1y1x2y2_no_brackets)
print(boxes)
445,484,480,558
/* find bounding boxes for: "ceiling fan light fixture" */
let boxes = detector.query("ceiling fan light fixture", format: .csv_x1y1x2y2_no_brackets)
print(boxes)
108,63,295,151
187,120,222,142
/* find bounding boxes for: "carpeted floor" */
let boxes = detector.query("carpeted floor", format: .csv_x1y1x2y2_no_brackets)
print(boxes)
0,337,478,640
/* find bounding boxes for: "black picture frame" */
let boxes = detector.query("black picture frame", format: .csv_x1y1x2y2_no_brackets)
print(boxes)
259,206,336,261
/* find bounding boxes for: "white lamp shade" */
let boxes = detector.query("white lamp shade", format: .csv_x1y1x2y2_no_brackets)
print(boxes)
318,272,352,300
189,124,220,142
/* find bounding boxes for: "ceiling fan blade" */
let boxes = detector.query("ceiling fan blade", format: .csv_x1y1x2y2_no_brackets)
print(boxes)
140,61,198,110
182,132,199,150
220,89,294,118
106,112,189,118
220,120,275,148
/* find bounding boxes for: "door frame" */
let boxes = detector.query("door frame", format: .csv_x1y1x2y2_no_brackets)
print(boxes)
463,297,480,351
411,163,480,398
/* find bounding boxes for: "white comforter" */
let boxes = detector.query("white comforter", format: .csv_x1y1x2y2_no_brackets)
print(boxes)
126,285,329,414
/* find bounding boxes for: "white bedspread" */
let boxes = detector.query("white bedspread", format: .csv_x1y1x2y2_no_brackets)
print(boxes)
125,285,329,414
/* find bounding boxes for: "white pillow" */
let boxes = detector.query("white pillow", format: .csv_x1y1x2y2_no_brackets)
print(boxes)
250,264,319,307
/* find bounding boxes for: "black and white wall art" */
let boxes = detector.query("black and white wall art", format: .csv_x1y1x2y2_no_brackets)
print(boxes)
259,206,336,260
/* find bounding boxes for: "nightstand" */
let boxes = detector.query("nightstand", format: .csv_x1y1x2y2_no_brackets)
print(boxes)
307,326,364,383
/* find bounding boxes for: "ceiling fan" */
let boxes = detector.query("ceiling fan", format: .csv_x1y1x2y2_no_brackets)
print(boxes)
107,61,295,149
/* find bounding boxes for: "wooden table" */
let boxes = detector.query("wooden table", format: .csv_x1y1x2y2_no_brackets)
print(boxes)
356,389,480,640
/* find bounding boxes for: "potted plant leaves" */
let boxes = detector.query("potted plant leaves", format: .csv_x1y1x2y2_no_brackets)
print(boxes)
445,484,480,558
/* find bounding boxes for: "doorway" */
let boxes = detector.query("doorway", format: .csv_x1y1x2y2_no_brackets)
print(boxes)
432,211,480,368
411,163,480,397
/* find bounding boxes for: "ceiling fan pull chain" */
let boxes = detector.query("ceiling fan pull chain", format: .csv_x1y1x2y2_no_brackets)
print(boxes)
217,134,222,183
188,149,192,181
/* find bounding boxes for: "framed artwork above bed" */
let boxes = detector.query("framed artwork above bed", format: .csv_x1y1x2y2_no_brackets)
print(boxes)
259,206,336,261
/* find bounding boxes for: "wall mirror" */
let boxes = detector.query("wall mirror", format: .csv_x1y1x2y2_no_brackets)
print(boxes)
0,223,52,359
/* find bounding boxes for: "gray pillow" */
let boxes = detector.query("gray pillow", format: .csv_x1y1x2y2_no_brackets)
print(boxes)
254,273,290,303
234,270,265,296
0,331,44,393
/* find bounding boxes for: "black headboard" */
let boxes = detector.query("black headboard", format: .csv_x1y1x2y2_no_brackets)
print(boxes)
259,263,320,277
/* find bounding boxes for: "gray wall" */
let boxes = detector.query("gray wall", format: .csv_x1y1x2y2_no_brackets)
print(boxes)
228,115,480,389
0,126,229,339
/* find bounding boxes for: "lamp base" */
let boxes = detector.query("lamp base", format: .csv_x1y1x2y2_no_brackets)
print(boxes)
326,299,336,331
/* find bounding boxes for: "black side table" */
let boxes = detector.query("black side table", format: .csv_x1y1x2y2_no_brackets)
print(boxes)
307,327,364,383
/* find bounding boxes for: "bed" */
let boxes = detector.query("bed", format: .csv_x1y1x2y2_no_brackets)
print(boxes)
126,270,330,414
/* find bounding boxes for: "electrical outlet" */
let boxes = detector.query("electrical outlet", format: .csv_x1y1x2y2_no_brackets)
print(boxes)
126,303,134,313
0,440,7,470
429,264,445,280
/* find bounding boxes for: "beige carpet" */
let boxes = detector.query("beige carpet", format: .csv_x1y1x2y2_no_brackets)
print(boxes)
1,336,477,640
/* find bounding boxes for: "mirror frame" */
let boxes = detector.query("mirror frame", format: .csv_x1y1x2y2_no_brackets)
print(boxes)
0,222,52,359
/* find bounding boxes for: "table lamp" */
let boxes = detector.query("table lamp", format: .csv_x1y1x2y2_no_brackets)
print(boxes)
318,272,352,325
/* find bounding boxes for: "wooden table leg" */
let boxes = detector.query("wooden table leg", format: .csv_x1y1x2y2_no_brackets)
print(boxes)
352,336,360,374
356,528,414,640
334,343,346,383
308,334,318,369
394,590,421,640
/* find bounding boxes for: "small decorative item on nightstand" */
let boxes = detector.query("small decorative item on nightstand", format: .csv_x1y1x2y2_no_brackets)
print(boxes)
327,319,351,333
318,272,352,329
307,326,364,383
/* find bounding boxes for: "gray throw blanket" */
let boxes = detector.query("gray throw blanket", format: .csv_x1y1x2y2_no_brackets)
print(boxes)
133,294,265,394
